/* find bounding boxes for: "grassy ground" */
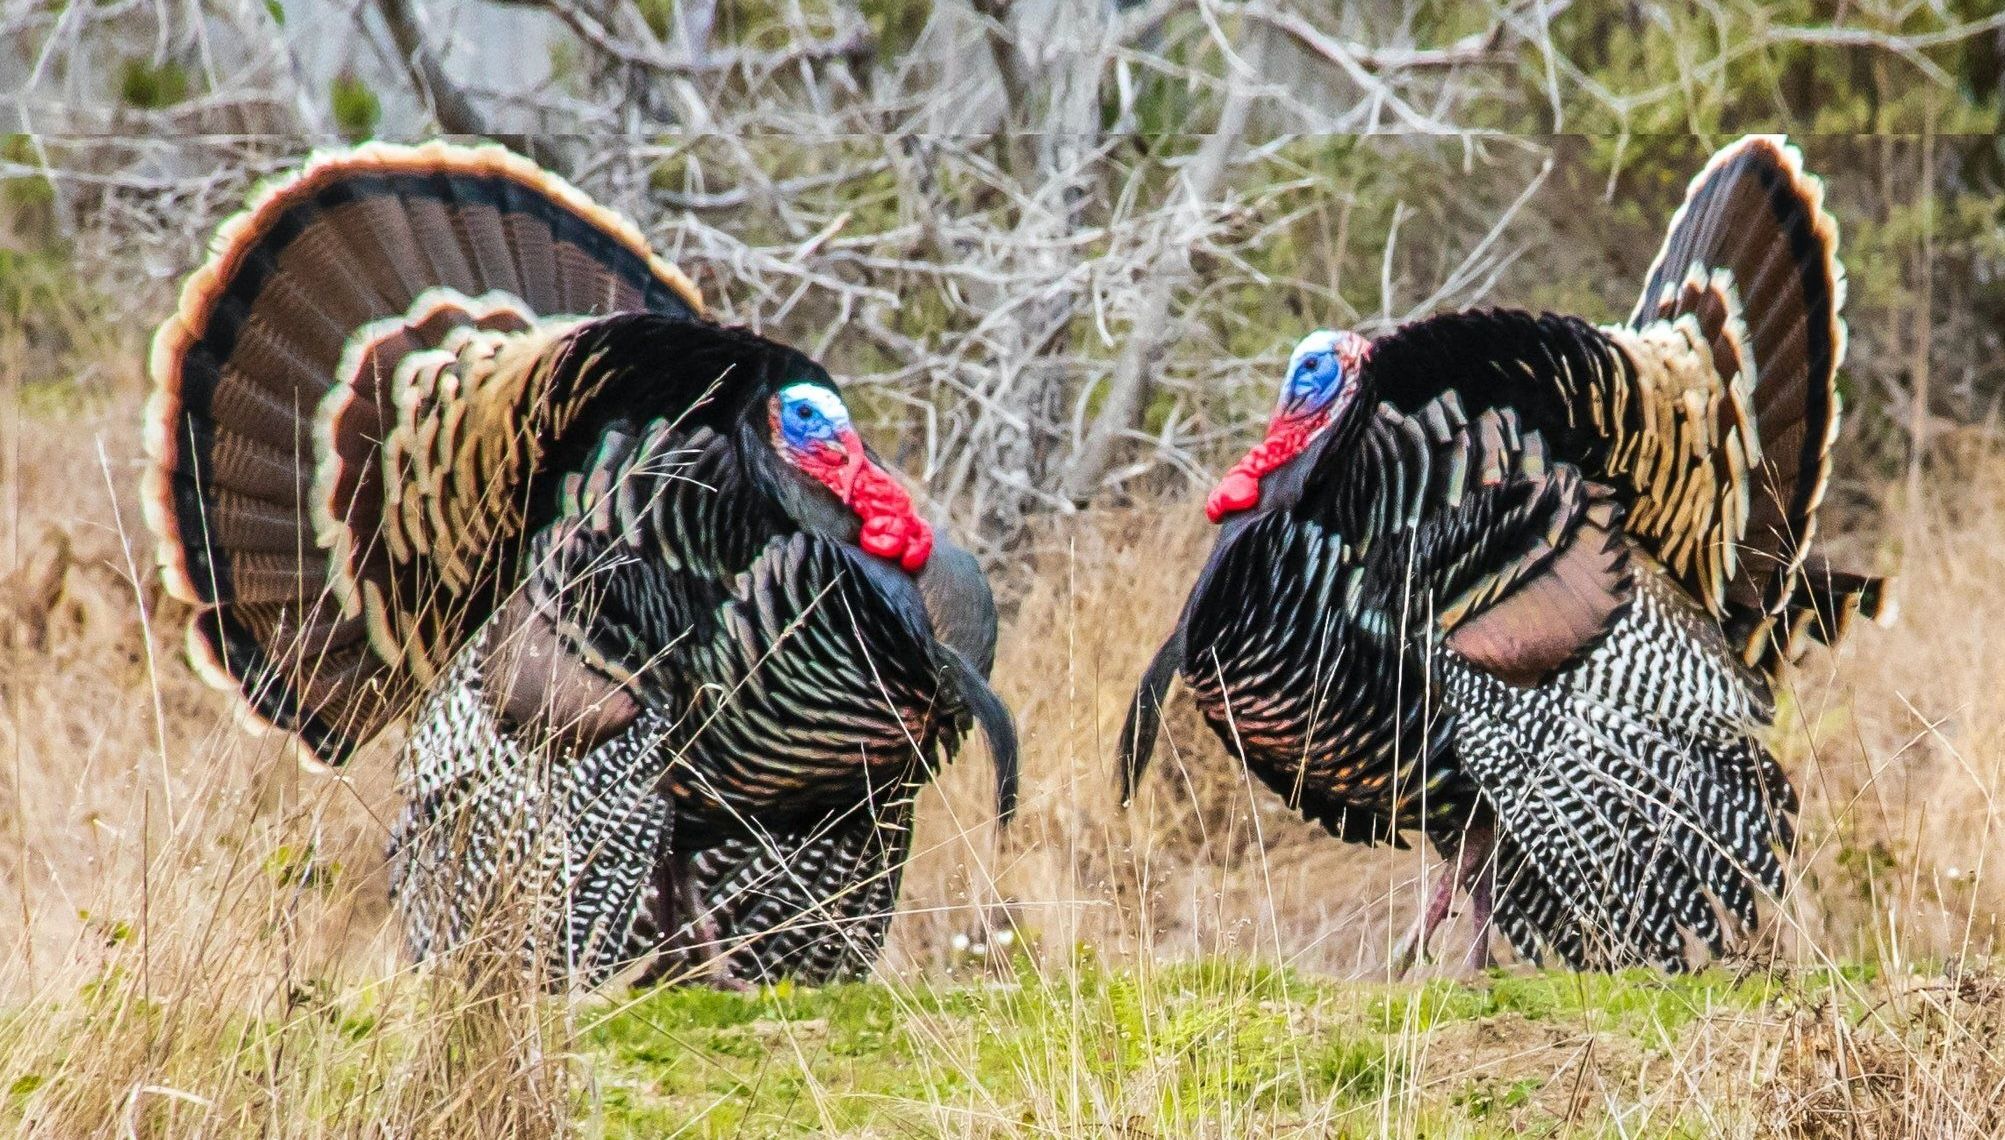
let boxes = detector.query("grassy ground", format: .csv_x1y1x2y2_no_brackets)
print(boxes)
579,963,1787,1136
15,950,2005,1137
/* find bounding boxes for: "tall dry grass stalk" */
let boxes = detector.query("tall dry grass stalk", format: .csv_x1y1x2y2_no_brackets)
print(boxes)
7,290,2005,1132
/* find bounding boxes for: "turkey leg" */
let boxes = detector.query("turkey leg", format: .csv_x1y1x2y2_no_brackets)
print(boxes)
1389,822,1496,978
637,852,750,991
1462,834,1497,972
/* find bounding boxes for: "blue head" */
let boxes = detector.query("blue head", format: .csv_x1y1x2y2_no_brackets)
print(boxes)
773,382,855,464
1207,329,1372,522
1277,329,1367,421
768,380,935,571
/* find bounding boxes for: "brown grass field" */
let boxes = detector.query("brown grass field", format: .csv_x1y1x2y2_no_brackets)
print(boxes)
7,283,2005,1136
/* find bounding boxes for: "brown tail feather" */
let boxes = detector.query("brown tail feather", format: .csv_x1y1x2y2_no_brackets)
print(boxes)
1763,555,1893,671
144,141,702,763
1630,135,1862,668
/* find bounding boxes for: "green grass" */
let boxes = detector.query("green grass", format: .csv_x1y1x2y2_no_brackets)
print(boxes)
572,960,1837,1137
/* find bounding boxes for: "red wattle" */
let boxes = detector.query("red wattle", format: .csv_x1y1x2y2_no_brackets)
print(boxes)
1205,410,1328,523
789,439,853,490
849,464,934,572
1206,470,1261,523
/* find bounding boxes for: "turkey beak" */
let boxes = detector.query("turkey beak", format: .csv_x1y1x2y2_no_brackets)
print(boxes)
833,428,870,502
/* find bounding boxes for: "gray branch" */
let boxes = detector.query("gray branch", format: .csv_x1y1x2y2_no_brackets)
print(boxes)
376,0,489,136
1059,23,1267,504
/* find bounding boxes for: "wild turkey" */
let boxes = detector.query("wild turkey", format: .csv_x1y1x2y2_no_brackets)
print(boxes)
141,142,1017,986
1120,136,1891,973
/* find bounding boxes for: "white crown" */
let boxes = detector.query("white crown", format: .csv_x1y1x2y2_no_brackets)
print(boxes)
779,382,851,426
1288,329,1346,374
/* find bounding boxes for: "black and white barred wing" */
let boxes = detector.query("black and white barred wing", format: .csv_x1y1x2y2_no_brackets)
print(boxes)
683,797,918,985
1439,566,1794,971
390,649,676,984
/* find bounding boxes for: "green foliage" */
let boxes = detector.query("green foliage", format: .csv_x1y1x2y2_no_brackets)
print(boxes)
1837,837,1902,900
6,1075,44,1104
633,0,674,41
0,135,53,217
1455,1075,1541,1119
75,910,133,947
1369,969,1781,1038
1513,0,1996,135
262,842,342,893
117,57,189,110
329,72,381,143
857,0,929,60
0,244,108,400
0,959,1898,1137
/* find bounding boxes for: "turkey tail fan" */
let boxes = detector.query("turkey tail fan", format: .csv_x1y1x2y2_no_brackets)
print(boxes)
1629,135,1881,670
143,141,703,764
1444,567,1795,971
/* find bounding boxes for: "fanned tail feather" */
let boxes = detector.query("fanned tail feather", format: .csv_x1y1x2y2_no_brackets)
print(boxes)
143,141,701,762
1630,135,1884,670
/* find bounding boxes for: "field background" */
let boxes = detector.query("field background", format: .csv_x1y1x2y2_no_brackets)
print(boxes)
6,0,2005,1135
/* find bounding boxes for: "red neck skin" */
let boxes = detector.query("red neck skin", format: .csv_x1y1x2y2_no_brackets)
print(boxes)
1204,409,1330,523
790,430,934,572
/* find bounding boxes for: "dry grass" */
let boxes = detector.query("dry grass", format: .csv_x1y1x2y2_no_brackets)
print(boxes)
7,291,2005,1134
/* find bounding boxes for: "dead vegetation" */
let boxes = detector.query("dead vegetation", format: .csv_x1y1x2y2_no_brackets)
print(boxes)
5,320,2005,1129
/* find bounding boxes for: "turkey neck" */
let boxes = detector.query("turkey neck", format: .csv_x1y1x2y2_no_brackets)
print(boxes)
1242,372,1381,533
755,429,996,676
760,424,867,542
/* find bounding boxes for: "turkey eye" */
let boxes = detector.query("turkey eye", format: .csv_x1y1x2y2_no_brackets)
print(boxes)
794,405,813,421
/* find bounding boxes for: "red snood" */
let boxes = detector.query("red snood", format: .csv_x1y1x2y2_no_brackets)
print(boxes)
1205,410,1328,523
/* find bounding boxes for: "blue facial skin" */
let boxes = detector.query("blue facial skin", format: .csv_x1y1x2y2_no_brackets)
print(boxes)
777,385,851,458
1281,350,1344,419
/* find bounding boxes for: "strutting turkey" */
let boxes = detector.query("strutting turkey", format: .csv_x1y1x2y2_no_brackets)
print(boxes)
141,142,1017,987
1119,136,1891,973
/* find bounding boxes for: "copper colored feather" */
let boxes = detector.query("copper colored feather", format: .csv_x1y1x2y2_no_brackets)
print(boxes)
1446,487,1631,687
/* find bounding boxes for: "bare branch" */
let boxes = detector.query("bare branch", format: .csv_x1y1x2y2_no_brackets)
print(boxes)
376,0,489,136
1061,22,1267,503
494,0,874,78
